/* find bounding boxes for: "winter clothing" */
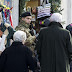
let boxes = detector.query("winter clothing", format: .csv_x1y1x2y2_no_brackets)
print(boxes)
0,42,37,72
35,22,72,72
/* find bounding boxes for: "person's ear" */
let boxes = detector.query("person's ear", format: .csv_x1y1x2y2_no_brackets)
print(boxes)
22,17,25,21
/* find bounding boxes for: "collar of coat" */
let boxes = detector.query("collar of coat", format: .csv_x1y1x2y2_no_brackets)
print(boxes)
12,41,23,46
48,21,63,28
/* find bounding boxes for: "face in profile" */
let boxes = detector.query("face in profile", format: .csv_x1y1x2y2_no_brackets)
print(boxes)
22,16,32,24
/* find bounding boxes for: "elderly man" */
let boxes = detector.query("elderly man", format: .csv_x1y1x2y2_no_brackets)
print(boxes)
35,13,72,72
0,30,37,72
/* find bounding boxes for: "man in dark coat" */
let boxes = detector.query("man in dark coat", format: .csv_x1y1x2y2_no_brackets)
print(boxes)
0,30,37,72
35,13,72,72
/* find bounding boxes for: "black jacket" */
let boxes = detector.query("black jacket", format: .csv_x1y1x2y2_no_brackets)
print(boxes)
0,42,36,72
35,22,72,72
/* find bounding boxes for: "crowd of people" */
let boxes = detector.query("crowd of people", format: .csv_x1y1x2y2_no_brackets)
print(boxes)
0,11,72,72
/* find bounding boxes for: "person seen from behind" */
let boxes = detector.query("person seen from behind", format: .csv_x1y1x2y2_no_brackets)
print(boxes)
35,13,72,72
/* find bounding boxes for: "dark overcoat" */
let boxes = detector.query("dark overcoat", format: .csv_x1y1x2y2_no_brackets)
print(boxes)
35,22,72,72
0,42,36,72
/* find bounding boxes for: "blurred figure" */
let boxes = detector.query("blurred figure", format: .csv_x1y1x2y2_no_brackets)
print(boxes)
35,13,72,72
0,30,37,72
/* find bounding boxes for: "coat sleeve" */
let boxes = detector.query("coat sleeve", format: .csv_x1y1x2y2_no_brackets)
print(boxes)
0,50,7,72
66,32,72,62
26,47,37,71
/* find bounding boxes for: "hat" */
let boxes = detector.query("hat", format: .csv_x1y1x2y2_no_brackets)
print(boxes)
50,13,62,23
44,18,50,27
21,12,31,17
39,18,50,27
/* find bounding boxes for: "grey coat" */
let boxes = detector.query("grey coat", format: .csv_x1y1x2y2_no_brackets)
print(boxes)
35,22,72,72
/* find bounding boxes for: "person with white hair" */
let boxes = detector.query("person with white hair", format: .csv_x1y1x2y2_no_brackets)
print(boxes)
50,13,62,23
35,13,72,72
13,30,27,44
0,30,37,72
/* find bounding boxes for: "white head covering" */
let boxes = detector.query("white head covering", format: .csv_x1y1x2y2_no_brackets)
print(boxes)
13,30,27,43
50,13,62,23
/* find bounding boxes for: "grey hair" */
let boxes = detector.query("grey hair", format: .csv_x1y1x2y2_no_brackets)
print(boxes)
13,30,27,43
50,13,62,23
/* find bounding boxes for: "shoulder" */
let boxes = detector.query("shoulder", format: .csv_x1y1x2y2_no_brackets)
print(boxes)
1,46,10,55
58,28,71,39
39,27,48,34
60,27,70,34
15,24,23,30
23,45,33,55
